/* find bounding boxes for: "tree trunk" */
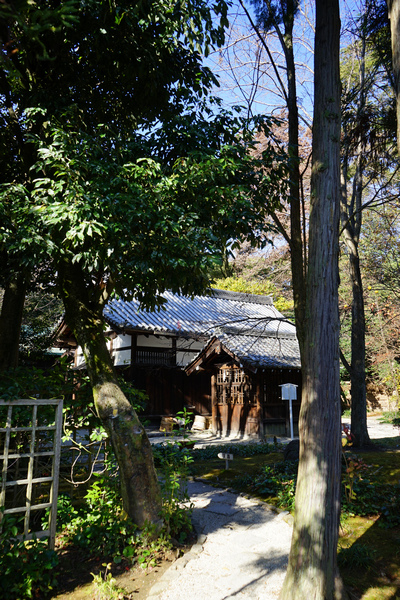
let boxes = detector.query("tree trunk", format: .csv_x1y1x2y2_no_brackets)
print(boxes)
279,1,347,598
387,0,400,154
340,167,370,448
340,23,371,448
0,272,28,370
348,244,371,447
58,262,162,529
284,8,307,354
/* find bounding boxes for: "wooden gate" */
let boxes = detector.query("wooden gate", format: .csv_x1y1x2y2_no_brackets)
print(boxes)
0,399,63,549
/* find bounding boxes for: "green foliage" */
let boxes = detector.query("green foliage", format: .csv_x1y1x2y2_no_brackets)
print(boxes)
337,543,377,570
41,494,78,533
0,514,58,600
379,411,400,426
153,440,194,541
191,441,278,461
58,472,139,557
0,358,71,401
56,463,184,564
11,110,286,312
1,0,289,313
19,290,64,362
342,453,370,503
213,276,294,315
91,563,125,600
218,449,400,527
251,460,298,510
0,360,147,418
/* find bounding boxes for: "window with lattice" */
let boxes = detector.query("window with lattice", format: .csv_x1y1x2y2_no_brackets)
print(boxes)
216,366,253,404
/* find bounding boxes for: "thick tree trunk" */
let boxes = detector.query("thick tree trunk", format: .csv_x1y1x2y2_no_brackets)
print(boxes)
58,262,162,529
0,272,28,370
387,0,400,154
279,1,347,598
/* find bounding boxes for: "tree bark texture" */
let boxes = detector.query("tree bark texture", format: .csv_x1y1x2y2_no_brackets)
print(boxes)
0,272,28,370
58,262,162,529
348,248,370,447
387,0,400,154
279,1,348,598
340,23,371,448
284,5,307,356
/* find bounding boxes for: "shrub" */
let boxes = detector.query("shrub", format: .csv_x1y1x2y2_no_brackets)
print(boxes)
337,543,376,570
251,460,298,510
153,441,194,541
190,441,279,461
0,514,58,600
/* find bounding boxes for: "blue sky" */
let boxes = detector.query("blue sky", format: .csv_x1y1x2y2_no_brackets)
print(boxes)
206,0,364,124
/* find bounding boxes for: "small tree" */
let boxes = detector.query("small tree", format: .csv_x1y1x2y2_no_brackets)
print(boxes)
0,0,288,526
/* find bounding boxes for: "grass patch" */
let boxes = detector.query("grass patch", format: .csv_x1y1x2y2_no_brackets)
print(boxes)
339,515,400,599
189,451,284,505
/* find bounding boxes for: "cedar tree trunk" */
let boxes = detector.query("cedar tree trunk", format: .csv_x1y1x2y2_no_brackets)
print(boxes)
340,174,371,448
340,26,371,448
387,0,400,154
348,247,370,447
0,272,28,370
279,1,348,598
284,5,307,354
58,262,162,529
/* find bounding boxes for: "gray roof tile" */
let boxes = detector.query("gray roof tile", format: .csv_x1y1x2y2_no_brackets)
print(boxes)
104,289,300,369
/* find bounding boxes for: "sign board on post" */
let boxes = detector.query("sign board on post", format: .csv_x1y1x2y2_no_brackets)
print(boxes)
279,383,298,439
218,452,234,469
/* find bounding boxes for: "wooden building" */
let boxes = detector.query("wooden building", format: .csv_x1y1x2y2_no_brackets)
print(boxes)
61,289,301,438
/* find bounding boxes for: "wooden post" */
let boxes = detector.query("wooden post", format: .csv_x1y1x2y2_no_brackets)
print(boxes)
256,375,263,438
211,373,218,435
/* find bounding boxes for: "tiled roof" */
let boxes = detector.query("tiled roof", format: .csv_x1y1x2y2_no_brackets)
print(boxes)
104,289,296,339
214,331,301,370
104,289,300,370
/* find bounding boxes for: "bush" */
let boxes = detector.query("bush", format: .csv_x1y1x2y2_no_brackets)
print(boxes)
153,441,194,541
338,543,376,570
0,514,58,600
190,441,279,461
251,460,298,510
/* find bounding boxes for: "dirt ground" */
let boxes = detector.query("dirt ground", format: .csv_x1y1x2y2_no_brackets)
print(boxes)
51,543,189,600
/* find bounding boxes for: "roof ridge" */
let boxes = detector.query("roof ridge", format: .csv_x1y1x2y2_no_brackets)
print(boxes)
210,288,273,305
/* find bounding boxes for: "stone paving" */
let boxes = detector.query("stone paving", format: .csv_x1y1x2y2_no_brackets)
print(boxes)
146,416,399,600
148,481,293,600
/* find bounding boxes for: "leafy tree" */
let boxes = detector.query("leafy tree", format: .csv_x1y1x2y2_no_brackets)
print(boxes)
361,208,400,399
0,0,287,526
213,275,294,314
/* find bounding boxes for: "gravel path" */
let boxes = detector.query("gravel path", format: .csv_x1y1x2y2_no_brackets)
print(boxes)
147,417,399,600
148,481,293,600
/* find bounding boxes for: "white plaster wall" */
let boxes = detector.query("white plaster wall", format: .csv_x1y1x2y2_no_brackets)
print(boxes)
136,335,173,348
76,334,205,367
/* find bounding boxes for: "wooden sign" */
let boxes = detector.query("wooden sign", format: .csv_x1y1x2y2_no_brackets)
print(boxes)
218,453,234,460
218,452,234,469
